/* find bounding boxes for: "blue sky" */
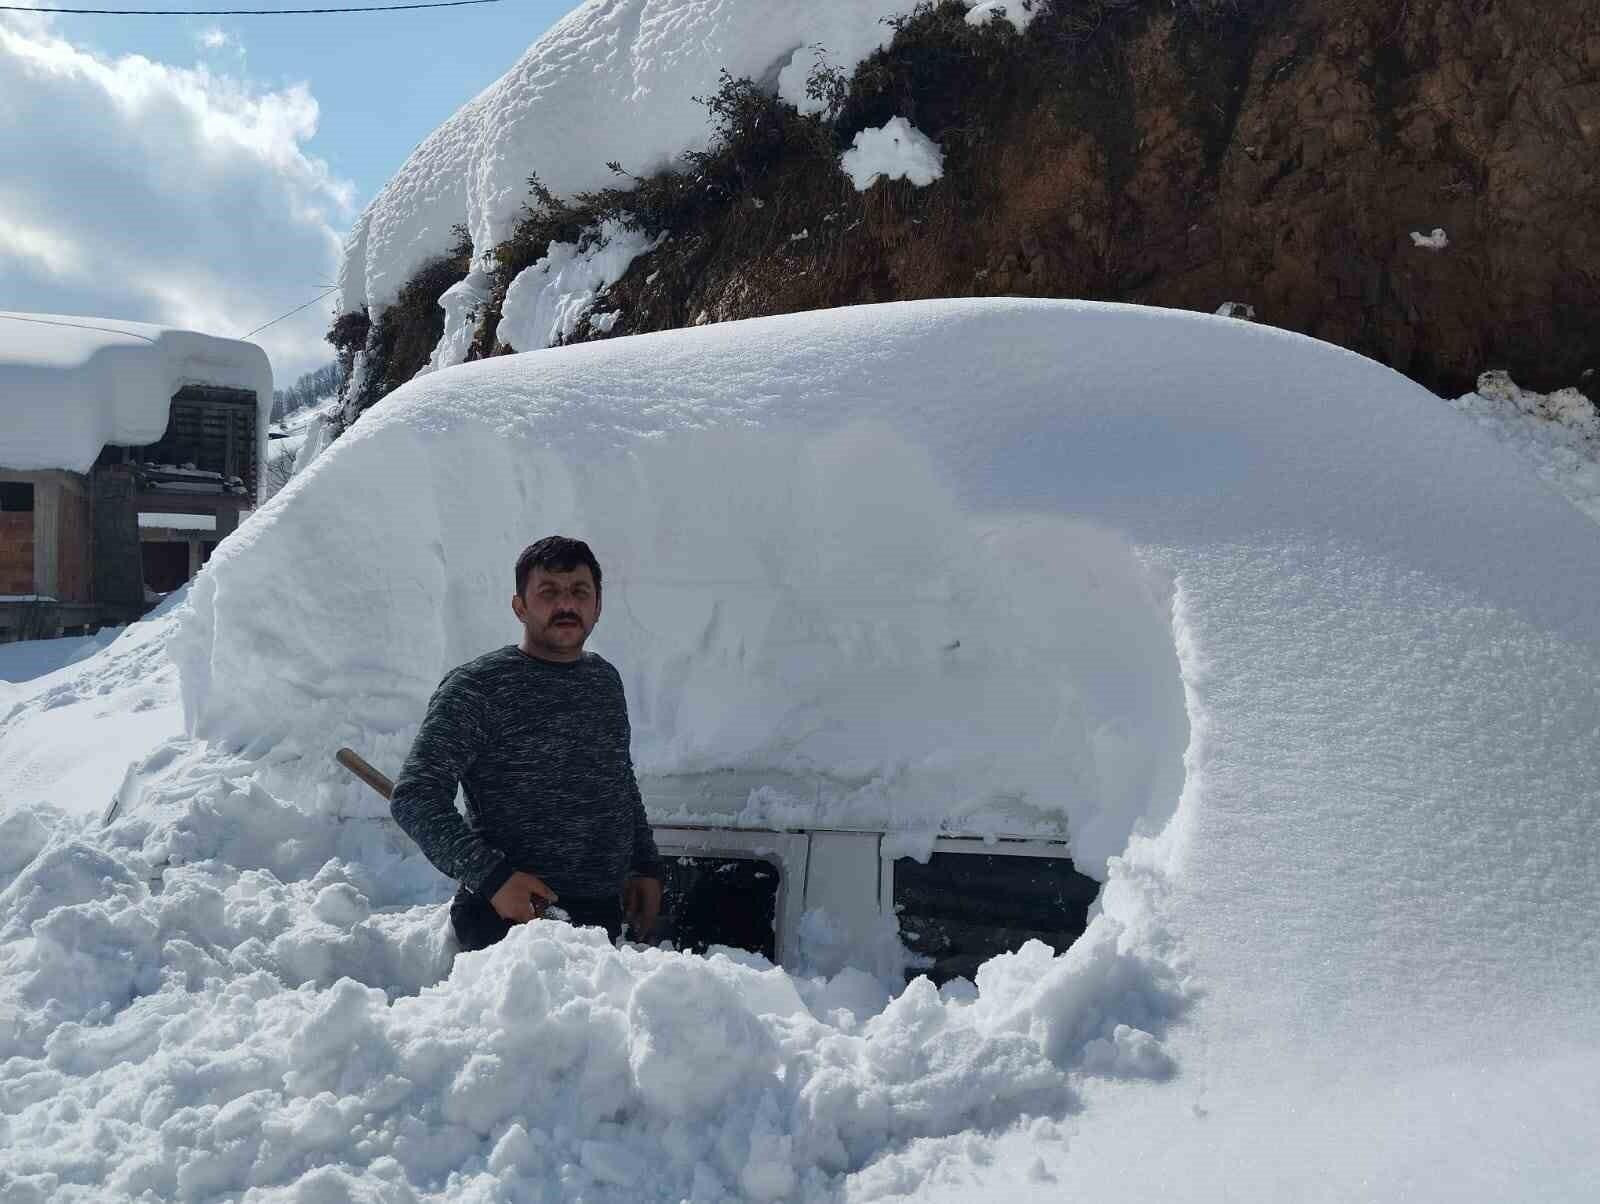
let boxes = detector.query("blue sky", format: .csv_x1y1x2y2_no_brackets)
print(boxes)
0,2,578,382
59,0,576,204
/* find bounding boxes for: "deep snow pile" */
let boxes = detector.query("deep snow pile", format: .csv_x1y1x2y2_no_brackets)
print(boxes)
0,312,272,478
338,0,931,318
4,299,1600,1201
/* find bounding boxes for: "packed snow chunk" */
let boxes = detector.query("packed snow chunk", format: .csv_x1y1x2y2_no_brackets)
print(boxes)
841,117,945,191
1214,301,1256,320
421,267,494,374
496,220,664,352
0,803,59,891
339,0,926,315
1474,368,1598,437
0,907,1142,1200
627,959,780,1115
964,0,1043,33
1410,226,1449,250
1451,370,1600,526
0,312,272,478
970,918,1182,1077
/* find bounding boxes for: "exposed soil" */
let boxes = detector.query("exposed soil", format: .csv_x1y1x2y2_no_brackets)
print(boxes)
335,0,1600,421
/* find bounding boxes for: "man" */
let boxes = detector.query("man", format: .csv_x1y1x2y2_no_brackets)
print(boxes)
390,535,663,951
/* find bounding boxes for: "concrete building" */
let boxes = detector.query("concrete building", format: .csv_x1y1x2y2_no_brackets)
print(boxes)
0,313,272,641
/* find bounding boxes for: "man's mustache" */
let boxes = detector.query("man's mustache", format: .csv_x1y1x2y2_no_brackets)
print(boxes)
550,613,582,626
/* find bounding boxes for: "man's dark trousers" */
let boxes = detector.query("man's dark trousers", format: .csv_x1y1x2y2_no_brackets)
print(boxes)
450,887,623,951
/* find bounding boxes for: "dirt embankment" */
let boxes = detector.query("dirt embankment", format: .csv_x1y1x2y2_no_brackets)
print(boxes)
335,0,1600,420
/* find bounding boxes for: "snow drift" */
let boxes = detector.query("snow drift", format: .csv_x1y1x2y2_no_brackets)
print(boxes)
4,299,1599,1200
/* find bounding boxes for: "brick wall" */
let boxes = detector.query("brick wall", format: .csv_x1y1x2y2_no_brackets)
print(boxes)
0,514,32,594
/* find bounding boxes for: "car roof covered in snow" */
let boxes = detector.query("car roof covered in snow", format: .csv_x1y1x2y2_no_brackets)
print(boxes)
175,298,1600,871
0,311,273,478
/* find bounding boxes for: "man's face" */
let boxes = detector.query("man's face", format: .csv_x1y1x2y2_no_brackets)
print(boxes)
513,564,600,658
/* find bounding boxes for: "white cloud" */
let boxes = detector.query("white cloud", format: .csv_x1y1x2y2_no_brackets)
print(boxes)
0,21,353,383
195,26,241,55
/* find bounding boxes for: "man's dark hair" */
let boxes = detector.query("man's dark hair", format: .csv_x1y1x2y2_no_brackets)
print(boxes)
515,535,603,600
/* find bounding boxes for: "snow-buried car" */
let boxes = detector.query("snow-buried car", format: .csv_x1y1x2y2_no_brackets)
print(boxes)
132,297,1600,1199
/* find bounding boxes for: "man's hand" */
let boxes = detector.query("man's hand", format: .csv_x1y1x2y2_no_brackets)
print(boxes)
490,870,557,924
622,875,662,941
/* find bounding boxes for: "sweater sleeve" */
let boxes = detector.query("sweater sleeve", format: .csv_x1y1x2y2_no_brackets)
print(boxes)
389,669,513,898
627,763,663,880
613,668,663,880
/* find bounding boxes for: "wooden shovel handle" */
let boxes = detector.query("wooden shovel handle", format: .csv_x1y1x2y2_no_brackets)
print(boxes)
336,747,395,800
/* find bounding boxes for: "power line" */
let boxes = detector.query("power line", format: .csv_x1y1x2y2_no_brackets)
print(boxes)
2,0,499,13
239,286,339,340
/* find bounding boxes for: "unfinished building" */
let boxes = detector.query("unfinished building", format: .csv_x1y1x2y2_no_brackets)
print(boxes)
0,312,272,641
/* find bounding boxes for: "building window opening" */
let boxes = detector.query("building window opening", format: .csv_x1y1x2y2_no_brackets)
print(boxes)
0,482,34,512
141,542,190,595
892,847,1101,985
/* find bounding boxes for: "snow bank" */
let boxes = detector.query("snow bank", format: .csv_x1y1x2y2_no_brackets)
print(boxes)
0,312,273,481
337,0,926,317
7,299,1600,1199
495,219,665,352
841,117,945,191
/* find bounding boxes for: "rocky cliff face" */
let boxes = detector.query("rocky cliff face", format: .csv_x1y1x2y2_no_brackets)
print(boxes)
335,0,1599,419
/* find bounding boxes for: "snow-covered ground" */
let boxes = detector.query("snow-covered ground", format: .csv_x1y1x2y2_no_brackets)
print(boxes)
0,625,121,684
3,299,1598,1201
0,589,187,816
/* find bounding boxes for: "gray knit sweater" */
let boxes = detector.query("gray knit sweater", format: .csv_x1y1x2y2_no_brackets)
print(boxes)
389,645,662,900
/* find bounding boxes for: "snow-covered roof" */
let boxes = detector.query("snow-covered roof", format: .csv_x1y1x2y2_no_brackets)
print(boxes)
339,0,926,316
0,311,273,482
